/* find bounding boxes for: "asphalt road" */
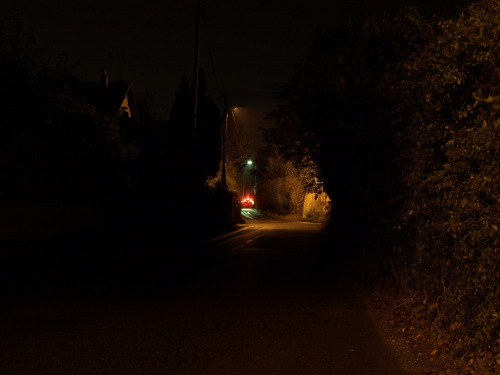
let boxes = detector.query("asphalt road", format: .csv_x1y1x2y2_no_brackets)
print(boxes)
0,209,418,375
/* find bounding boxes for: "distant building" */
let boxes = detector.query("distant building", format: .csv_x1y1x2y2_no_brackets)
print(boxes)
72,70,139,121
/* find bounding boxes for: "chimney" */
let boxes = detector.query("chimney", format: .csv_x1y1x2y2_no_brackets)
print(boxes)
100,69,109,88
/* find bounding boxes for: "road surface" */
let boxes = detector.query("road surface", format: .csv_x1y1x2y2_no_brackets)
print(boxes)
0,209,421,374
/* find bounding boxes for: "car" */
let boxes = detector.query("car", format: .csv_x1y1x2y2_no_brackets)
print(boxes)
241,197,255,208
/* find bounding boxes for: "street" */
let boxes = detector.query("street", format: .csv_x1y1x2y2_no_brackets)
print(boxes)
0,209,418,375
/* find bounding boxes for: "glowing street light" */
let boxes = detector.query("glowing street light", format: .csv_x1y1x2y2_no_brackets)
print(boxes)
247,159,257,197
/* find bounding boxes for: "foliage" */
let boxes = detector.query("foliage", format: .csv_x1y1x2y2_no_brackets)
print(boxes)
266,9,426,249
165,70,221,193
0,19,140,202
256,147,306,216
267,0,498,366
393,0,500,363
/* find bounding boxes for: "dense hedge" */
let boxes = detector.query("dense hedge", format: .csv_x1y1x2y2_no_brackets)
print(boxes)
266,0,499,366
393,0,499,362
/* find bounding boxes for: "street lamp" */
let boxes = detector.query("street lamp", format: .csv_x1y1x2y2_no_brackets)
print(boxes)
247,159,257,197
221,106,237,189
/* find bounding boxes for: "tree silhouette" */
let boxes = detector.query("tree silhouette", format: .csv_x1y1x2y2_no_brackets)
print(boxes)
166,69,221,191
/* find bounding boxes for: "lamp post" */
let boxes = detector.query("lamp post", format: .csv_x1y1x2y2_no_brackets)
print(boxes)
247,159,256,197
221,105,237,189
220,89,263,190
221,111,229,189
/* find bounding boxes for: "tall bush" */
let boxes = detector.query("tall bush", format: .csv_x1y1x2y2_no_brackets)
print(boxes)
257,149,306,216
394,0,499,361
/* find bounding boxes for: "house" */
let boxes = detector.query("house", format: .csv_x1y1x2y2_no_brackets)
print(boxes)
72,70,140,121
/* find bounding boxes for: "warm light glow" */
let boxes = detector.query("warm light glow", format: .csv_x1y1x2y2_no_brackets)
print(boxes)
241,197,255,207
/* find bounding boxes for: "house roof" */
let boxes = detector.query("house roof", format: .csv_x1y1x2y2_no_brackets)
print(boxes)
71,72,138,120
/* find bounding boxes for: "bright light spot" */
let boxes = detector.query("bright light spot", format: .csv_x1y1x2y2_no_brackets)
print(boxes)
247,160,253,165
241,197,255,208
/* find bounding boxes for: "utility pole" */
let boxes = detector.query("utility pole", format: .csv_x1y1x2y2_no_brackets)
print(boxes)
221,91,228,188
192,0,202,138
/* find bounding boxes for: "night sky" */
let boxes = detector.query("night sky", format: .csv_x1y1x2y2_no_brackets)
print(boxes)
1,0,474,145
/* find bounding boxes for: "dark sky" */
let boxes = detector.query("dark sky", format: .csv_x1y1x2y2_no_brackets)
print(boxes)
2,0,474,147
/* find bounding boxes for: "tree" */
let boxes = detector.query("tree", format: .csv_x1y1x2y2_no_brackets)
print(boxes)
393,0,499,361
194,68,221,183
164,68,222,223
0,18,140,202
265,11,425,250
256,147,305,216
